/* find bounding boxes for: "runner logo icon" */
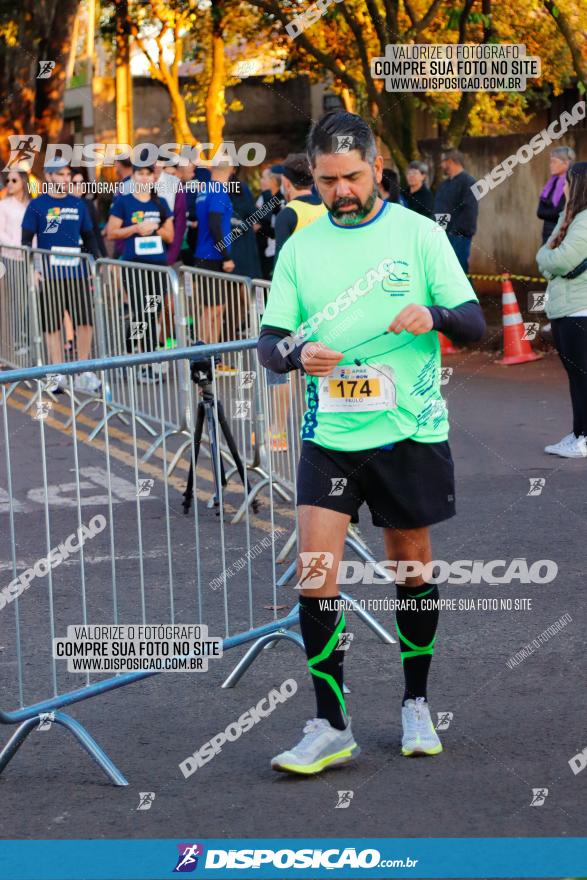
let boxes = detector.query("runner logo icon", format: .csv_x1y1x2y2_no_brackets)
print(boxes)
173,843,204,872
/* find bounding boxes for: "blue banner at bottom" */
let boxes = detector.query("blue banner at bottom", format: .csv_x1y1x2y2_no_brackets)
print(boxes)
0,838,585,880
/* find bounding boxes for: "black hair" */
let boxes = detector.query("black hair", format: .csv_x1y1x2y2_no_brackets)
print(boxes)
306,111,377,167
115,157,133,169
128,165,167,221
380,168,400,203
551,161,587,248
71,167,89,183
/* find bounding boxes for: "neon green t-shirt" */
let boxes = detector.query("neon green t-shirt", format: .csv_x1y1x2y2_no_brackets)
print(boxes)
261,201,477,452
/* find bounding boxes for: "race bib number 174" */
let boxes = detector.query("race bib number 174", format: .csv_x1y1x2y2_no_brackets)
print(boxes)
318,363,396,413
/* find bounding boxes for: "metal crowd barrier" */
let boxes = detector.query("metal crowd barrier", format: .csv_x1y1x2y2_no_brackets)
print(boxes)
175,266,261,481
0,245,33,372
0,342,394,785
90,259,188,460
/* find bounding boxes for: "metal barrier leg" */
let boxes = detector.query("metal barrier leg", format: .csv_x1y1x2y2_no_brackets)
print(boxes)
89,408,149,442
338,591,396,645
221,630,305,689
344,534,394,578
275,537,396,645
166,435,192,477
141,426,189,465
231,474,292,524
0,711,128,786
0,717,39,773
63,395,117,430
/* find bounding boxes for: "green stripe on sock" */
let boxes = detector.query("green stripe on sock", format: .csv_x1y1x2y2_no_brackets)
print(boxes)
412,586,436,598
395,620,436,664
307,612,347,713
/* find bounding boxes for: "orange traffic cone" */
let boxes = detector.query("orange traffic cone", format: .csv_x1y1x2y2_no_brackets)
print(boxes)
497,276,542,365
438,332,460,355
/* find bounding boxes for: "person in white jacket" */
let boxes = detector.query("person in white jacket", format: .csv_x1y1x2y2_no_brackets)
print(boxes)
0,169,30,247
536,161,587,458
0,169,31,356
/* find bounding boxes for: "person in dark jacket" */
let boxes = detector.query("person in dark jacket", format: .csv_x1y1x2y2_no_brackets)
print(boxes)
403,161,434,218
434,149,479,273
379,167,402,204
229,172,262,279
72,169,107,256
255,166,285,279
537,146,575,244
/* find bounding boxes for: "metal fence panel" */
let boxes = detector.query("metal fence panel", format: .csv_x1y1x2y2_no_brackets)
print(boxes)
92,259,189,456
0,245,33,370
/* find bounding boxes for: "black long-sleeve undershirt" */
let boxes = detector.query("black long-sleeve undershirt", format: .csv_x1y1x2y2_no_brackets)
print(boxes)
209,211,231,259
258,300,485,374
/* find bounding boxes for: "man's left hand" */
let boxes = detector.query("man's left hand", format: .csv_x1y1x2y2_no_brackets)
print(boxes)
388,304,434,335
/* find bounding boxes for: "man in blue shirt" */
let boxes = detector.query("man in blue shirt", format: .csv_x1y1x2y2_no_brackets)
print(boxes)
193,161,235,344
180,163,211,267
21,161,101,393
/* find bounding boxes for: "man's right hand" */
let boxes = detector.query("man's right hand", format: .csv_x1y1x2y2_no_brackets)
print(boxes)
300,342,343,376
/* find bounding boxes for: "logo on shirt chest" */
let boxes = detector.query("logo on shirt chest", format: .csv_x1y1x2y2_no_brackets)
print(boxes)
43,205,80,234
44,207,62,233
381,259,410,295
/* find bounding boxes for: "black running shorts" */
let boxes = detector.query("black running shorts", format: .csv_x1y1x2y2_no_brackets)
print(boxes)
296,439,456,529
37,278,94,334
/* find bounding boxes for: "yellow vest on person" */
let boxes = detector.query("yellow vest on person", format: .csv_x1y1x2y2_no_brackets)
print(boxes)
288,198,327,232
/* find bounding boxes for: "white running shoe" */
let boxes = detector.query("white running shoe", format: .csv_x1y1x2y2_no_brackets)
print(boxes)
401,697,443,756
271,718,360,775
74,371,101,394
544,433,587,458
44,373,67,394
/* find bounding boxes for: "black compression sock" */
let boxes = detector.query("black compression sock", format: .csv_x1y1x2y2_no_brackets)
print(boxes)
395,583,439,704
299,595,348,730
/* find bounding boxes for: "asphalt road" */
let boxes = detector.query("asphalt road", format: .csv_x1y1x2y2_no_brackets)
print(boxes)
0,349,585,876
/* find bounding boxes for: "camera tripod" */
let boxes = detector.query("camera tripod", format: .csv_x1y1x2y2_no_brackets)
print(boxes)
182,375,259,515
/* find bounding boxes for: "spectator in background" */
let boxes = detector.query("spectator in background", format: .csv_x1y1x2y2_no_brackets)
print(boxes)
274,153,325,263
537,146,576,244
270,153,326,452
158,161,186,266
1,169,32,357
179,162,201,266
537,160,587,459
256,165,285,279
22,161,101,393
155,155,181,211
379,167,403,204
228,170,262,279
403,161,434,218
194,160,235,344
114,157,133,196
112,157,134,258
434,149,478,274
0,169,30,247
106,163,174,380
71,168,107,257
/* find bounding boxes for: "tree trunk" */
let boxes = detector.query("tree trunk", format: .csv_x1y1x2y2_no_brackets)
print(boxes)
205,0,226,153
167,77,197,145
115,0,133,146
543,0,587,90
